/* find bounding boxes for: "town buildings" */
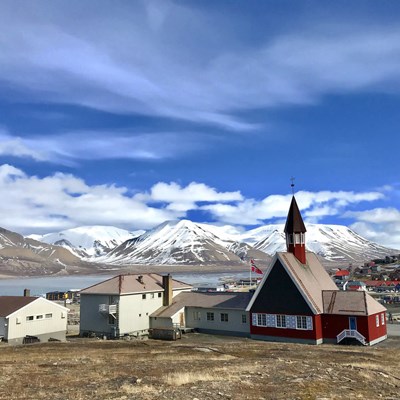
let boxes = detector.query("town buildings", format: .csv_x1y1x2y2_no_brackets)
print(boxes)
79,196,387,346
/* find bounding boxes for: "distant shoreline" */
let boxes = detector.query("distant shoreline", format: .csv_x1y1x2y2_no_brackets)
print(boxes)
0,263,254,280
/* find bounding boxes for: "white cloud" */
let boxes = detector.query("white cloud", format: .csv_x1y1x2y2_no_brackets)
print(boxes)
146,181,243,203
0,130,204,163
1,3,400,130
136,181,243,213
0,130,46,161
348,208,400,249
0,164,392,243
202,190,385,225
0,165,243,234
0,164,179,234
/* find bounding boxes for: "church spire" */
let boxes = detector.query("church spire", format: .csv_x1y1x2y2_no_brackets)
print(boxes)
284,196,307,264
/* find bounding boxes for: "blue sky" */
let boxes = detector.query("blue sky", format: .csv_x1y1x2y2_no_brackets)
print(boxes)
0,0,399,248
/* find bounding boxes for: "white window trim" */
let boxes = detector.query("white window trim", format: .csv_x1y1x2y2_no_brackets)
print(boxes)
252,313,313,331
296,316,307,330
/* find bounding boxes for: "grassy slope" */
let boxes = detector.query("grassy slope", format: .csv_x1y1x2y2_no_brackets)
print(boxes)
0,334,399,400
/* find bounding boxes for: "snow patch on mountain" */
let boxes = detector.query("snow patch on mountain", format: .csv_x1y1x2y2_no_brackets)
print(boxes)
29,226,143,257
98,220,257,265
251,223,397,262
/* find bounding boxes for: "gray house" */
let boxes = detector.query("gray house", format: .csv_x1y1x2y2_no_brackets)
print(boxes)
79,273,192,338
0,296,69,345
150,291,252,338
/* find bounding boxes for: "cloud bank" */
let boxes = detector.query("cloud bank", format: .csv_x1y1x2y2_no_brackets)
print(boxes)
1,2,400,131
0,164,396,249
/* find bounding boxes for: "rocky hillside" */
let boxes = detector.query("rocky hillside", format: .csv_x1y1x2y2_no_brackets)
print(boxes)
0,227,86,276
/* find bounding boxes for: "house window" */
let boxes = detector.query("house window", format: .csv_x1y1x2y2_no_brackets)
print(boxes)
26,316,34,321
206,312,214,321
242,314,247,324
220,313,229,322
36,315,43,320
108,314,115,325
276,315,286,328
158,293,162,298
142,294,146,300
151,293,155,299
45,313,52,319
376,315,380,327
193,311,201,321
109,295,118,304
257,314,267,326
296,316,307,330
381,313,385,325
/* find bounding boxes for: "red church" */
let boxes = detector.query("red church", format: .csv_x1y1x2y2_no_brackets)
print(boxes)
246,196,387,346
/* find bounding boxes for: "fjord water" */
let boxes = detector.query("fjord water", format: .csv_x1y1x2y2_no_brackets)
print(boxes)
0,271,252,296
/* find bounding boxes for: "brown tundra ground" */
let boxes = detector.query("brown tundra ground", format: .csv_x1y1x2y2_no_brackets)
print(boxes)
0,334,399,400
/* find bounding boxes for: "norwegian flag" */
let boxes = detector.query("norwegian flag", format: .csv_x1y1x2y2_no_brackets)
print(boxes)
250,259,263,275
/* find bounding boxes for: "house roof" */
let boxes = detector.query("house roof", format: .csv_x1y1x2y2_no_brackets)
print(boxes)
0,296,37,317
284,196,306,233
334,270,350,277
80,273,192,295
151,291,253,318
323,290,386,316
247,252,338,314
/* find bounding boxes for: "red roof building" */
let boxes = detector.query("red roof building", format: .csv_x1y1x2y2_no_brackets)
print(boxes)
247,196,387,346
335,269,350,277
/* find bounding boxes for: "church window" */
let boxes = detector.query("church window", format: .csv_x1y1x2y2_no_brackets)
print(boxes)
296,316,307,329
276,315,286,328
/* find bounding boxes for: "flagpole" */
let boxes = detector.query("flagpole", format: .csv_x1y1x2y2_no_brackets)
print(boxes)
250,259,252,288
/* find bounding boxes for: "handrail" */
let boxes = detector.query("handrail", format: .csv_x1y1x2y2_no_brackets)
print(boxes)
337,329,366,345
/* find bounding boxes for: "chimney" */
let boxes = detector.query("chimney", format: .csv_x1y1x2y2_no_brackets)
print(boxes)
23,288,30,297
284,196,307,264
162,274,173,306
138,275,144,284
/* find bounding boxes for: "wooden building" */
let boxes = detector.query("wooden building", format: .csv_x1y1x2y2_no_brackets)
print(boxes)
246,196,387,346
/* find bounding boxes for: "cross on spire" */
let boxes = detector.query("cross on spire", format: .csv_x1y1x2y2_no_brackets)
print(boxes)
290,177,295,194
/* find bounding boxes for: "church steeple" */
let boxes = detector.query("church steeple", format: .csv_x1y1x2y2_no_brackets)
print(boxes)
284,196,307,264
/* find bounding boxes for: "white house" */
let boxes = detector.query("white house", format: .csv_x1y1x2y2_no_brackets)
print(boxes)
0,296,69,345
79,273,192,338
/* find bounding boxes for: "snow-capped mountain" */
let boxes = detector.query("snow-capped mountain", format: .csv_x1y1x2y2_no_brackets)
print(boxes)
250,223,397,262
0,227,83,276
26,220,398,267
30,226,144,258
98,220,269,265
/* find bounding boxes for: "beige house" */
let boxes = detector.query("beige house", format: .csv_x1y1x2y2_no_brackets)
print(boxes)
0,296,69,345
79,273,192,338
